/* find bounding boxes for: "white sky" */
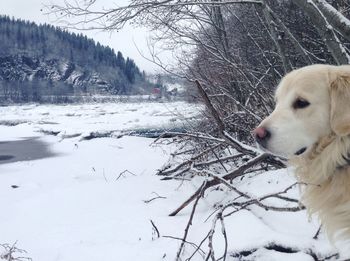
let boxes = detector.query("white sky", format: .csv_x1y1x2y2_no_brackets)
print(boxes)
0,0,161,73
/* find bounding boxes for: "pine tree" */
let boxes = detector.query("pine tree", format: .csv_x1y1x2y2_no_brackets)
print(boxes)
0,15,149,101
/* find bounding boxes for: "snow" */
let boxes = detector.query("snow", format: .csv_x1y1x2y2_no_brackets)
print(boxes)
0,102,201,140
0,101,343,260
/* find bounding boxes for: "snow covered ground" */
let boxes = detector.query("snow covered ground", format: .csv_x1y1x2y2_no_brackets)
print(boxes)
0,102,342,260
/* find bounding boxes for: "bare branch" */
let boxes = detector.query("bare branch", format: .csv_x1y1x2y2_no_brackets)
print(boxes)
175,181,207,260
150,219,160,239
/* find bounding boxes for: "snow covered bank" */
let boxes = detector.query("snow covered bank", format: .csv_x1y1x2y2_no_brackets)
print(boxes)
0,135,183,260
0,102,341,260
0,102,204,260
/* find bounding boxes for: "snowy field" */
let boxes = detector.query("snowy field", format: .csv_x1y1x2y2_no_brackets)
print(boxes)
0,102,342,260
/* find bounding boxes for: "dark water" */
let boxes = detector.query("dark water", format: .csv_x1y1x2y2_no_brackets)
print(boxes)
0,138,55,165
0,128,184,165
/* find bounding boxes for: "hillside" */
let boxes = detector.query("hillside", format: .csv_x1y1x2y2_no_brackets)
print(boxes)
0,16,150,102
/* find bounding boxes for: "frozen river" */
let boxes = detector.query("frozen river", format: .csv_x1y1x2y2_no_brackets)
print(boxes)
0,101,202,164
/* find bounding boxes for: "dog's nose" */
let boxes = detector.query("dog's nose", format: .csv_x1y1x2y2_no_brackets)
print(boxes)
253,127,271,147
254,127,268,139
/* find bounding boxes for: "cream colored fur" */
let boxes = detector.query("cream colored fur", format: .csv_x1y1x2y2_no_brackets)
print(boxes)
292,135,350,241
257,64,350,243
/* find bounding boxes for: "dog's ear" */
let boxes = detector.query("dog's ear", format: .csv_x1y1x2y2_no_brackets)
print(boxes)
330,73,350,136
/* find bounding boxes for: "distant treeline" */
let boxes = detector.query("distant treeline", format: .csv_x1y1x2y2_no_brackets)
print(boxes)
0,15,152,102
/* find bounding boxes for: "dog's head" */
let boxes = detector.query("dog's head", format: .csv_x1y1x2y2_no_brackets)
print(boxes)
254,64,350,158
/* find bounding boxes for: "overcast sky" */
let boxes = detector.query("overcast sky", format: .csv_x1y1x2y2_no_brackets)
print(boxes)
1,0,161,73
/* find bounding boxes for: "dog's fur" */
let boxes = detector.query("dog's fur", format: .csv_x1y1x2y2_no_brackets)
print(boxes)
257,64,350,242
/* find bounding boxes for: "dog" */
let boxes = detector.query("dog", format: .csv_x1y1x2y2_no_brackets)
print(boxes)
253,64,350,244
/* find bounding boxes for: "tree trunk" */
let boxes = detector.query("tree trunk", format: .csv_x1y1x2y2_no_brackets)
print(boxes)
294,0,350,65
313,0,350,42
262,2,292,73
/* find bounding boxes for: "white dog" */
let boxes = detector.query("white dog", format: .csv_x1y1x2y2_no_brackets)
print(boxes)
254,64,350,245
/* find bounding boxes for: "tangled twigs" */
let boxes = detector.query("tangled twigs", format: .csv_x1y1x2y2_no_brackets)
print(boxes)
195,79,253,156
0,242,32,261
167,80,289,216
194,79,286,169
169,153,270,216
158,144,222,177
205,211,228,261
176,181,207,261
164,80,304,260
222,182,304,216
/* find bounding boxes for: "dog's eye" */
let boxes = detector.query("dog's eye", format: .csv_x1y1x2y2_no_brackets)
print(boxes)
293,98,310,109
